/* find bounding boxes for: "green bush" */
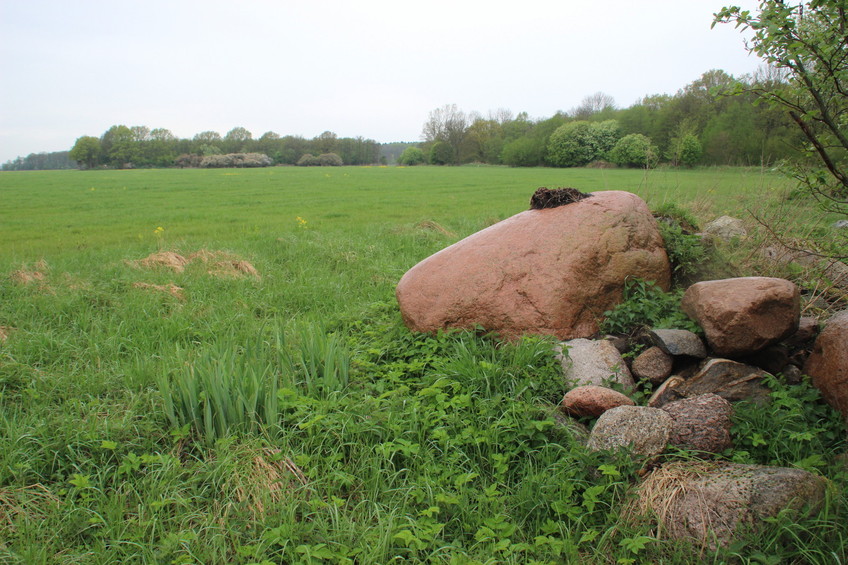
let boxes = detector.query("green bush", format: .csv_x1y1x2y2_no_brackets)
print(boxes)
398,146,425,166
608,134,659,168
317,152,344,166
429,141,454,165
296,153,318,166
500,137,543,167
600,279,701,335
657,219,708,283
547,121,596,167
547,120,621,167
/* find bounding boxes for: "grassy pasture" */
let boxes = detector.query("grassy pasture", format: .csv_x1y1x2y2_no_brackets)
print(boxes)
0,166,845,564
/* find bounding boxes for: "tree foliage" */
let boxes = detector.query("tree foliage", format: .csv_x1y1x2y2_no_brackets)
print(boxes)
429,141,455,165
547,120,621,167
715,0,848,219
608,134,659,168
69,136,102,169
398,146,425,166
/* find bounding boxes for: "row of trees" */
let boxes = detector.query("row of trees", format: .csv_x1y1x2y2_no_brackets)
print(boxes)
1,151,75,171
64,126,382,170
408,68,804,168
0,62,817,172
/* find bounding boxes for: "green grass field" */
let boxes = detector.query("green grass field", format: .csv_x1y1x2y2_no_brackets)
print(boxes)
0,166,845,564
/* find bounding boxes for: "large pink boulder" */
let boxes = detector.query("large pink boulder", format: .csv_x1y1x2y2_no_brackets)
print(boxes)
395,191,670,339
805,310,848,422
681,277,800,357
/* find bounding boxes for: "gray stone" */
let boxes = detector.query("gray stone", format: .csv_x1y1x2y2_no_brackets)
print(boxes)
834,219,848,229
649,329,707,358
781,363,804,385
587,405,673,458
557,338,635,391
675,358,772,404
634,461,828,549
703,215,747,242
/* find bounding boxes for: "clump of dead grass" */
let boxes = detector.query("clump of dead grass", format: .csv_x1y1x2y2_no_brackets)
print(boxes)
209,260,261,280
226,448,308,519
0,484,60,533
415,220,456,238
129,249,260,279
132,251,190,272
623,460,723,550
131,282,185,300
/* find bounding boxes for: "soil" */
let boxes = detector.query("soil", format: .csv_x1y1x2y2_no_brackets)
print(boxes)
529,187,592,210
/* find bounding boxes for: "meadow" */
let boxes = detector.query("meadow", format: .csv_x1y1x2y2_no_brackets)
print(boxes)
0,166,845,564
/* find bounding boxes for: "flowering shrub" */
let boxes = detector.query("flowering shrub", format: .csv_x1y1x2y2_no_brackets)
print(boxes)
297,153,343,166
198,153,273,168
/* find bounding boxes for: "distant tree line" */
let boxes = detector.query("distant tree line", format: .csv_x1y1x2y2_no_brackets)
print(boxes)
50,127,382,170
1,67,807,171
1,151,75,171
403,68,805,168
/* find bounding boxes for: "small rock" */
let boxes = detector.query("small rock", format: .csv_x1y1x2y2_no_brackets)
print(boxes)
681,277,800,357
805,310,848,422
675,358,772,404
781,364,804,385
649,329,707,358
740,344,789,375
634,461,828,549
560,385,635,418
603,334,629,354
703,215,747,242
632,346,674,384
551,412,591,445
558,338,635,391
785,316,819,346
587,406,673,458
661,394,733,453
834,219,848,229
647,376,686,408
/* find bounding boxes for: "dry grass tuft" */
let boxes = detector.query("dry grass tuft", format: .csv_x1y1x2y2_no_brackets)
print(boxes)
0,326,11,342
415,220,456,238
230,448,308,518
132,282,185,300
134,251,189,272
209,260,260,279
10,269,45,286
0,484,60,533
623,460,722,549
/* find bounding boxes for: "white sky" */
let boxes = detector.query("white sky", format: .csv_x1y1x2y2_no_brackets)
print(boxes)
0,0,762,163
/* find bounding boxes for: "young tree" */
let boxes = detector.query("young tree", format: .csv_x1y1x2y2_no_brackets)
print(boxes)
398,146,425,166
69,136,102,169
715,1,848,222
421,104,467,164
609,134,659,168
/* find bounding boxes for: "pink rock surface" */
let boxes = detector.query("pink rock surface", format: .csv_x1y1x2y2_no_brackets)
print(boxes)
805,310,848,422
681,277,800,357
395,191,670,339
560,385,635,418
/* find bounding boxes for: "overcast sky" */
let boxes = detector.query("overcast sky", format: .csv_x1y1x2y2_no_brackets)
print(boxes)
0,0,762,164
